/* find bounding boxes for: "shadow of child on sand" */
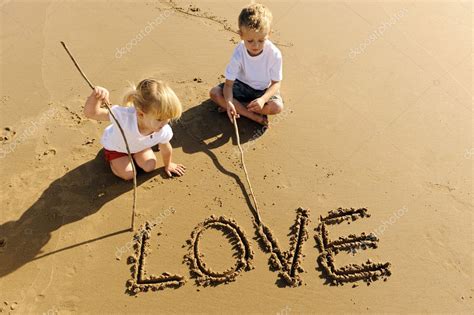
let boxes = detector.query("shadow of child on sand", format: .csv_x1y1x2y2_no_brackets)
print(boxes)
172,99,266,152
0,150,156,278
171,99,266,220
0,99,266,278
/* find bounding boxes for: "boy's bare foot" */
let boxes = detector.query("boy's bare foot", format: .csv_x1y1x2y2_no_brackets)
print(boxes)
217,104,268,127
257,114,269,127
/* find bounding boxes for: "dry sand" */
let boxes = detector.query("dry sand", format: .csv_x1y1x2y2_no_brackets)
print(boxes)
0,0,473,313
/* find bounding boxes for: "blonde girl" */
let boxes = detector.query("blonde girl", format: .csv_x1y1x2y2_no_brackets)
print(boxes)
84,79,186,180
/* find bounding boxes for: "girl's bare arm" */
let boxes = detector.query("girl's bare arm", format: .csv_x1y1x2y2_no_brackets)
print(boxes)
84,86,110,121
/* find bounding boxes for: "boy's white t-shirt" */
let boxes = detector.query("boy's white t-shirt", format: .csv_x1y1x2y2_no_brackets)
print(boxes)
100,105,173,153
225,40,283,91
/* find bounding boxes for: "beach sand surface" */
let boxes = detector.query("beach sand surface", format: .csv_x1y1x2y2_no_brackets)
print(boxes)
0,0,472,313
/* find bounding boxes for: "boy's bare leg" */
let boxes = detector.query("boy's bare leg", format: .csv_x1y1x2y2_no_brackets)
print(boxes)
210,86,267,125
254,100,283,115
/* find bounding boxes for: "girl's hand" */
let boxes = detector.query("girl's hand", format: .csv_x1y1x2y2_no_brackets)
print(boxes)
92,86,110,103
165,162,186,177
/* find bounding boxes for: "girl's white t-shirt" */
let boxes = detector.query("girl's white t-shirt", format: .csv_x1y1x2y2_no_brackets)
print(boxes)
225,40,283,90
100,105,173,153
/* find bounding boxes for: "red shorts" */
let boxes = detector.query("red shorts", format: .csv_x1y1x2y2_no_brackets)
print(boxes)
104,149,128,162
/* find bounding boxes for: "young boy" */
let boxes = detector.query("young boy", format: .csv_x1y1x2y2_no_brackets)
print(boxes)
209,3,283,126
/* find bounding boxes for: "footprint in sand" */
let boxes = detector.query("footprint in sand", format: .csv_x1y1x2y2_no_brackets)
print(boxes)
0,301,19,312
36,148,57,161
82,138,95,146
1,126,16,143
0,95,10,105
63,106,83,125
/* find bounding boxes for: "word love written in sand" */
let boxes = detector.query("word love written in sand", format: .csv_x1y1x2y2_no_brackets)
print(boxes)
125,208,391,294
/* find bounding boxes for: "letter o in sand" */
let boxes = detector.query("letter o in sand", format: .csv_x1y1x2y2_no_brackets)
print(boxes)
185,215,254,286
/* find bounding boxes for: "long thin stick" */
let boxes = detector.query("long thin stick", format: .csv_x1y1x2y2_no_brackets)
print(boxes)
232,117,262,224
60,41,137,231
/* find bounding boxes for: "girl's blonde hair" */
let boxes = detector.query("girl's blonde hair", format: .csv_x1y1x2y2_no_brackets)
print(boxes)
123,79,182,121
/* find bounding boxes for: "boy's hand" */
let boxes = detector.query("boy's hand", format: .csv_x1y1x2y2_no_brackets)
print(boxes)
247,97,265,113
92,86,110,103
227,102,240,122
165,162,186,177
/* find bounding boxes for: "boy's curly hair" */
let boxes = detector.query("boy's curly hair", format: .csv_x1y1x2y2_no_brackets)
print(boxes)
238,3,273,33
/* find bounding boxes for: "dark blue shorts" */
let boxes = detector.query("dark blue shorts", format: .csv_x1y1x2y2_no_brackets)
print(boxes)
218,79,283,107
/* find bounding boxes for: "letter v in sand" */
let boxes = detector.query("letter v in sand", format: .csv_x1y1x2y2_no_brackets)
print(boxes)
255,207,311,287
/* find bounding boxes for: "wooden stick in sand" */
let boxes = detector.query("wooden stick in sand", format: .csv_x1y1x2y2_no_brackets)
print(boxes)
60,41,137,231
232,116,262,224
